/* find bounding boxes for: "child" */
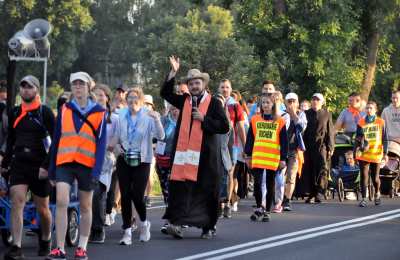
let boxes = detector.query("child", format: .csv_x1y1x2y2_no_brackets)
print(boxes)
355,101,388,207
244,94,288,222
342,150,359,172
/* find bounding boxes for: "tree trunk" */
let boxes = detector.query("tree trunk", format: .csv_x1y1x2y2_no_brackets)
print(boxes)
361,31,379,101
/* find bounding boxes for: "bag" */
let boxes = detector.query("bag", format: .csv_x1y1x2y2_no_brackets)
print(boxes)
156,155,171,168
124,150,141,167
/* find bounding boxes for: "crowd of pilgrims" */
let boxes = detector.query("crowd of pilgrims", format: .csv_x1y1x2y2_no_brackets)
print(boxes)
0,56,398,260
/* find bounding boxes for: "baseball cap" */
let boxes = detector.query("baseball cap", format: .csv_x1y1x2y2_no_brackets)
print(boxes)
116,84,128,92
312,93,324,103
20,75,40,89
70,71,93,85
285,92,298,101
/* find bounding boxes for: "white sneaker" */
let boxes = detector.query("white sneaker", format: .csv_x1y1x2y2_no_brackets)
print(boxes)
110,209,116,225
139,220,151,242
232,202,238,212
120,228,132,245
105,214,111,226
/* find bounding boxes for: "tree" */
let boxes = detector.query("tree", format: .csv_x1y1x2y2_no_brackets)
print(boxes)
358,0,400,101
0,0,94,85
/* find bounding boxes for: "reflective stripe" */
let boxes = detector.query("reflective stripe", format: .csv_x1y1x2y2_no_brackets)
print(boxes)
253,142,280,150
252,159,279,168
58,147,96,158
61,131,96,143
252,151,280,160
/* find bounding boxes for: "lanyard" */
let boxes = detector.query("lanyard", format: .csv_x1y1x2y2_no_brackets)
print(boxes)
126,109,143,145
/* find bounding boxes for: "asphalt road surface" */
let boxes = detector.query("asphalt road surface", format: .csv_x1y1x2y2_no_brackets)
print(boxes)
1,196,400,260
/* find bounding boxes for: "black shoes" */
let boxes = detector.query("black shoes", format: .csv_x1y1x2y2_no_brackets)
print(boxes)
4,245,24,260
38,239,51,256
283,198,292,211
89,229,105,244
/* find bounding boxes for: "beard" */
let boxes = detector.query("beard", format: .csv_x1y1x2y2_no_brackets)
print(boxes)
21,95,35,103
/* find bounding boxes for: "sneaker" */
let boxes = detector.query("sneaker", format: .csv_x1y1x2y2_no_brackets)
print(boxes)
305,197,314,204
272,205,283,213
89,230,105,244
38,239,51,256
4,245,24,260
105,214,112,226
46,248,66,260
374,194,381,206
119,228,132,245
262,212,271,222
74,247,88,260
200,229,213,239
223,205,232,218
250,208,264,221
359,199,367,207
166,224,184,239
161,223,169,235
232,202,238,212
139,220,151,242
283,199,292,211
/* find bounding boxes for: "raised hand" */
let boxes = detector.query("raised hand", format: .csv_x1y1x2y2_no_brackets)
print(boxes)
169,56,180,73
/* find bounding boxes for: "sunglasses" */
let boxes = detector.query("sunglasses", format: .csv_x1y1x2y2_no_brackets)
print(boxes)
286,99,297,103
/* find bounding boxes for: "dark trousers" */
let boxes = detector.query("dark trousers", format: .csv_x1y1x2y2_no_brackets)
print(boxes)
92,182,107,231
155,165,171,204
359,160,381,198
235,161,249,199
253,169,275,212
106,170,118,214
305,147,329,197
116,156,150,229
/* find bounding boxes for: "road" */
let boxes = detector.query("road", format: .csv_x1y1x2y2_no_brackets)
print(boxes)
1,197,400,260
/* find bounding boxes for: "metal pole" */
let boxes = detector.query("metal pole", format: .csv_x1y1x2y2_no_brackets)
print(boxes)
43,58,47,104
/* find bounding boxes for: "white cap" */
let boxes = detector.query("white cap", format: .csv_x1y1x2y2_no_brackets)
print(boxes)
312,93,324,103
285,92,298,101
144,94,154,106
70,71,93,85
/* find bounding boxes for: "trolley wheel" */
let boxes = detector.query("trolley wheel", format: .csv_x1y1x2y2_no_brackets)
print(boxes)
337,178,345,202
66,208,79,247
1,229,13,247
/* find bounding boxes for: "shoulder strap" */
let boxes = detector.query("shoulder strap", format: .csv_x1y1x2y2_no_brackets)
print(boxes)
71,109,99,140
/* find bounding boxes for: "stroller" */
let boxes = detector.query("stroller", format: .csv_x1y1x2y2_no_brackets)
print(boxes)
0,181,80,247
327,133,360,202
379,141,400,198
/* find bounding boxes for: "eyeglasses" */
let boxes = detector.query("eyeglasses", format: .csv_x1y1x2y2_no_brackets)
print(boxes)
287,99,297,103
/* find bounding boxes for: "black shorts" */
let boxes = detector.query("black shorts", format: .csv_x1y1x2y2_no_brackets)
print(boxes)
9,163,51,198
56,163,96,191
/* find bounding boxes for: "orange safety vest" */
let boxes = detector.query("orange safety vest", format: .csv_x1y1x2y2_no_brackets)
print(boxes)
56,105,105,168
250,115,285,171
356,117,384,163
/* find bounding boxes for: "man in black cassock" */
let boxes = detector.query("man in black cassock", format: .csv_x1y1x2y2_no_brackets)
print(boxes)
160,56,229,239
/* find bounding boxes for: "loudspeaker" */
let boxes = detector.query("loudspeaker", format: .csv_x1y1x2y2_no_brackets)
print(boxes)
8,30,36,57
23,19,52,56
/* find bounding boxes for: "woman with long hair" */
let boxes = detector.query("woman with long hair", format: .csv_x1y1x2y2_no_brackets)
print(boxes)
244,94,288,222
111,87,164,245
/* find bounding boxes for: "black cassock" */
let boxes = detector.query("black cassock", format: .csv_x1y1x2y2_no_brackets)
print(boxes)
160,77,229,229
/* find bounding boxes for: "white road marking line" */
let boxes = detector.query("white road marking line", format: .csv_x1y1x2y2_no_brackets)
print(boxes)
207,213,400,260
177,208,400,260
